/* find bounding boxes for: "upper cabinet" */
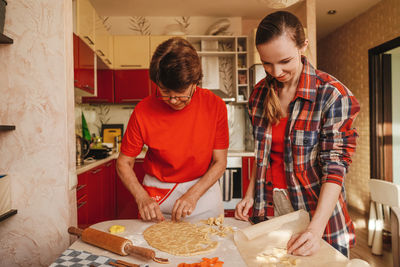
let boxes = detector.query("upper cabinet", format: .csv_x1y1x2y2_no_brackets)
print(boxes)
74,34,95,95
113,35,150,69
95,15,113,68
75,0,96,47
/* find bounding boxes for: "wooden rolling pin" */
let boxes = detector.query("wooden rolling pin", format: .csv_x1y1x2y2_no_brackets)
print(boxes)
68,227,169,264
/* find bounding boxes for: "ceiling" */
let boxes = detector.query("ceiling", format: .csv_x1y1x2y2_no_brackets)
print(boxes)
90,0,382,40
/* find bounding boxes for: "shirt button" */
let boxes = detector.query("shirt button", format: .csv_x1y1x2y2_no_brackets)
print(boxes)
268,202,273,206
267,181,272,186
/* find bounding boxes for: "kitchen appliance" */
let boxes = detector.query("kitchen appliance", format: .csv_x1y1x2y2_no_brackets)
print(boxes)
76,134,90,166
102,124,124,151
86,146,111,160
219,157,243,210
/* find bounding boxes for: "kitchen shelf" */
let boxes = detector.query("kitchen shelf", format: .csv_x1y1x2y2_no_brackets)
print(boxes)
0,209,17,222
0,33,13,44
0,125,16,131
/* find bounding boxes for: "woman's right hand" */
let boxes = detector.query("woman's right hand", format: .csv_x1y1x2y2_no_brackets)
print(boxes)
234,196,254,221
137,195,165,222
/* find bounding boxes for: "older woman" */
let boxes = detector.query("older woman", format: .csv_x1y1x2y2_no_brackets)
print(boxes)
117,37,229,222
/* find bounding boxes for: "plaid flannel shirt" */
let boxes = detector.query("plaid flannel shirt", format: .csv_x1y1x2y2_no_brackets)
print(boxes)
249,56,359,250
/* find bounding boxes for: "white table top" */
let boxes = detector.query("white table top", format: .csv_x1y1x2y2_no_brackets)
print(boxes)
70,218,251,267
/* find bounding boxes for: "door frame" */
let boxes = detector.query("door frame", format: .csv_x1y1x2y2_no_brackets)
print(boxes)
368,36,400,181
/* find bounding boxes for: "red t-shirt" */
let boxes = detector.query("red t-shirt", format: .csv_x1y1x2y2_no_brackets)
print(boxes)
121,87,229,183
270,117,288,189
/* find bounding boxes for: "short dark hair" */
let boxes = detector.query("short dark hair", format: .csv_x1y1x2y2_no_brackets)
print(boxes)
149,37,203,93
256,11,305,49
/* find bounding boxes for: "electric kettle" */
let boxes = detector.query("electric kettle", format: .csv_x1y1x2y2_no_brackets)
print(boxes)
76,134,90,166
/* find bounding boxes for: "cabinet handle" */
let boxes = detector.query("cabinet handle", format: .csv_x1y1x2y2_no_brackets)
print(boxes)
96,49,105,56
74,80,78,82
91,168,101,174
120,64,142,67
85,98,108,102
77,201,87,209
83,85,94,91
84,36,94,45
77,184,86,191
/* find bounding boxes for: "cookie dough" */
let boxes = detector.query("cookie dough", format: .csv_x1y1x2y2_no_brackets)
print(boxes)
143,220,218,256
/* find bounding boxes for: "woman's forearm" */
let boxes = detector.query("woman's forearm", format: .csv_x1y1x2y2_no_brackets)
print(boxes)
307,182,342,236
116,155,147,200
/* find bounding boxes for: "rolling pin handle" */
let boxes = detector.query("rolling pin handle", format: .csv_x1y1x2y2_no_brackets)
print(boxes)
125,243,155,260
68,226,84,237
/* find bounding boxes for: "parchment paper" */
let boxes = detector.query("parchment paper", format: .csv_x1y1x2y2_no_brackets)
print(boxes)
234,210,352,267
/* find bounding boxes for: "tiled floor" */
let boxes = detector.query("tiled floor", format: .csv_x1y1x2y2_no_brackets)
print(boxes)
349,208,393,267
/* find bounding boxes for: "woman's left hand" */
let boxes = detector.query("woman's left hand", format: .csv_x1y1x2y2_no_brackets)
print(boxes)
286,229,321,256
172,193,198,221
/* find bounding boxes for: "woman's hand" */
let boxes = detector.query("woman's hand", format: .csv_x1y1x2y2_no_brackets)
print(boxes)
172,193,198,221
137,194,165,222
234,196,254,221
286,228,322,256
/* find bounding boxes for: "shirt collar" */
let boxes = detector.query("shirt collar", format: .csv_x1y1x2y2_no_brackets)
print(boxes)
295,56,318,102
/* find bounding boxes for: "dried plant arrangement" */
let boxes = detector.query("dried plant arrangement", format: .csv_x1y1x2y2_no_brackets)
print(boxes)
129,16,151,35
175,16,191,33
95,105,111,134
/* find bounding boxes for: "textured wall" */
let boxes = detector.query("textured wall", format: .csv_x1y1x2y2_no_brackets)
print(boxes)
0,1,76,266
317,0,400,214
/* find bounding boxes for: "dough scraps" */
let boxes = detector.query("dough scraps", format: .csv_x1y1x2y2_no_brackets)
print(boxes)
143,220,219,256
256,248,301,267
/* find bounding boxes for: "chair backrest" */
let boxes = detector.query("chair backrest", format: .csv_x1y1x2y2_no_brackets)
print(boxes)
370,179,400,207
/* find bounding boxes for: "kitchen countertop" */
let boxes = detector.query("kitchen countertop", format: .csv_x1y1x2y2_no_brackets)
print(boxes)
69,218,250,266
76,150,255,175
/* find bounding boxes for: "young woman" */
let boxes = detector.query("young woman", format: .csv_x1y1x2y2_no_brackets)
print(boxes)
117,37,229,222
235,11,360,257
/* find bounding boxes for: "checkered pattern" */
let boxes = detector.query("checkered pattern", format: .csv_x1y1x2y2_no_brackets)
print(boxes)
49,249,116,267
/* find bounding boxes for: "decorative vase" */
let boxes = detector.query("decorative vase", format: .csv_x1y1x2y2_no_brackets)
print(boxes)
0,0,6,34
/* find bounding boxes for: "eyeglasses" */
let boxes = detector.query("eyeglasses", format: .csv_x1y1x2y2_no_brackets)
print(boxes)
156,84,195,102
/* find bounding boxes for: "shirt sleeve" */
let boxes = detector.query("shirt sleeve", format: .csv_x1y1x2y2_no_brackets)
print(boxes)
214,98,229,149
319,91,360,186
120,109,144,157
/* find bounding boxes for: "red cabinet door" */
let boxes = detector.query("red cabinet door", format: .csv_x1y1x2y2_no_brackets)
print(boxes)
77,172,89,229
114,70,151,103
74,34,95,94
103,160,116,221
82,69,114,103
116,159,145,219
242,157,255,198
86,165,105,224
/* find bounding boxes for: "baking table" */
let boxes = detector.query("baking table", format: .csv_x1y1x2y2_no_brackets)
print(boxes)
69,218,251,267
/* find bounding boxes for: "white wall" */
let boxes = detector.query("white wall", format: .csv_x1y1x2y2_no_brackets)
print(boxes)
392,53,400,184
0,1,76,266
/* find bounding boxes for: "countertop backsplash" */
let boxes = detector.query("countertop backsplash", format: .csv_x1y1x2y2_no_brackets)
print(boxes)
75,102,254,152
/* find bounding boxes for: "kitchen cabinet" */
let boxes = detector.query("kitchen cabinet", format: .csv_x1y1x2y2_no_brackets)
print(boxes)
95,14,113,68
82,61,114,103
241,156,255,197
114,69,151,103
186,35,250,103
77,160,117,228
116,159,145,219
103,160,116,221
113,35,150,69
74,0,95,48
74,34,95,95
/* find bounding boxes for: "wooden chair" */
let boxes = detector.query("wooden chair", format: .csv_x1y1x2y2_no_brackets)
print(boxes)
368,179,400,264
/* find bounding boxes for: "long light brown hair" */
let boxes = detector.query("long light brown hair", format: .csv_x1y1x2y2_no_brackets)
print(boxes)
256,11,306,124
